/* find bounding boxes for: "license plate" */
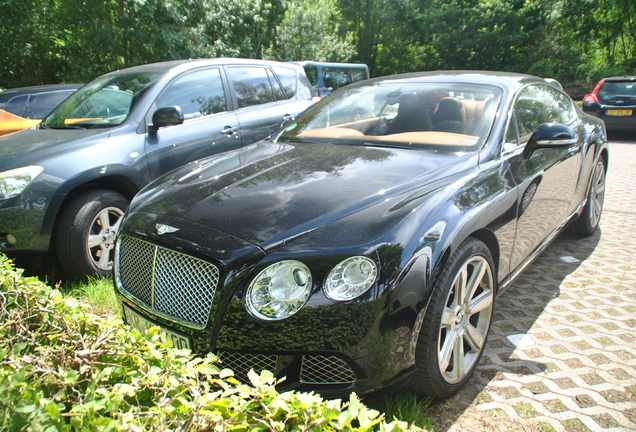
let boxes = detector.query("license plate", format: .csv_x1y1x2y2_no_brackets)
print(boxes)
607,109,632,116
123,305,192,350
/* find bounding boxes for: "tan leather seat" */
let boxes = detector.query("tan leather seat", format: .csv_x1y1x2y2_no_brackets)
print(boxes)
432,97,468,134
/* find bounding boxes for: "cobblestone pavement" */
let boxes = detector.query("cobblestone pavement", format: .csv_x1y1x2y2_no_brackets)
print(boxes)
428,139,636,432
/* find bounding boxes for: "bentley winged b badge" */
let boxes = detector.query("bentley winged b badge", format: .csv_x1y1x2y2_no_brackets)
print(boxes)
155,224,179,235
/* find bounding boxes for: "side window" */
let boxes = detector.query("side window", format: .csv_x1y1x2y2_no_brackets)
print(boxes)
350,68,368,83
323,68,352,89
24,90,75,119
156,68,227,120
296,73,314,100
303,65,319,86
1,94,28,117
504,113,519,150
272,66,298,99
267,69,286,101
547,87,576,125
514,85,551,145
226,67,276,108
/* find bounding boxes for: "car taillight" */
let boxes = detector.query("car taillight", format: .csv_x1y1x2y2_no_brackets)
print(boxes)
585,79,605,103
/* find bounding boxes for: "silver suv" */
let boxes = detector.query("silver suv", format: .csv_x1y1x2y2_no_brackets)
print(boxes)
0,58,314,278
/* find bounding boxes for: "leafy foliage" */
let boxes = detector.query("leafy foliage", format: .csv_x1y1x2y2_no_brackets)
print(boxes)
0,255,425,431
0,0,634,100
264,0,355,62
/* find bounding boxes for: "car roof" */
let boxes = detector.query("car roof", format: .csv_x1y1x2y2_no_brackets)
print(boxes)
0,83,83,96
602,76,636,83
100,58,305,78
357,70,556,92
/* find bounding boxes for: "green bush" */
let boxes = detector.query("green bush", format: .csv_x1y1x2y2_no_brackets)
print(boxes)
0,256,426,431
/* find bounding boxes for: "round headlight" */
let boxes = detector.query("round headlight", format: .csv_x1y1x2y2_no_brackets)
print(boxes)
324,256,377,301
245,260,313,321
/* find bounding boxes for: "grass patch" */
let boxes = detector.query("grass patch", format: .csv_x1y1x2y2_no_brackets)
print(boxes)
59,276,119,318
368,390,433,430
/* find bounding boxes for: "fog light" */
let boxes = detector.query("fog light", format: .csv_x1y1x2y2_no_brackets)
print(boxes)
5,234,16,246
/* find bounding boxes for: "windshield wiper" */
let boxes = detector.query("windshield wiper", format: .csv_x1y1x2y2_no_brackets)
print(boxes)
42,124,86,130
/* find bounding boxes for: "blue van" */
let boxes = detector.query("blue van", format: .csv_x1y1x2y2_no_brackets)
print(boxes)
289,61,369,97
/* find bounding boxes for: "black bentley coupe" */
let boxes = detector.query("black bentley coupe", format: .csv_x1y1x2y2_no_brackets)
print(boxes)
114,71,608,399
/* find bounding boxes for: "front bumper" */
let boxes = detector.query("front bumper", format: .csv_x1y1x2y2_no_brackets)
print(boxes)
114,215,419,397
0,190,58,254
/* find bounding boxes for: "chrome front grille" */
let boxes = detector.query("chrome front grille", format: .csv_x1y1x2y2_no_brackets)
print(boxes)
300,355,357,385
116,235,220,328
217,351,280,383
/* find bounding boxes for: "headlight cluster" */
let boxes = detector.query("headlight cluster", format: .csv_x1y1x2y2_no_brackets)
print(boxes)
245,256,377,321
0,166,44,200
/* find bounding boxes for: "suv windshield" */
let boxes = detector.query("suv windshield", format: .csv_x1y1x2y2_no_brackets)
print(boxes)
43,72,161,129
279,82,501,151
598,80,636,104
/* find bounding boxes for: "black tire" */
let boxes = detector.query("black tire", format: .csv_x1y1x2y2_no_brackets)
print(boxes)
411,237,496,398
568,158,606,237
56,190,128,279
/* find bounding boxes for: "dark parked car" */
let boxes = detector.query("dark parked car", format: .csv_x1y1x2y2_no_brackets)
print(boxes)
0,84,82,136
0,58,314,278
582,76,636,133
114,72,607,399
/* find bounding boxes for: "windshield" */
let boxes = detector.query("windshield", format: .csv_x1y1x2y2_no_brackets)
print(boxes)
279,82,502,151
43,72,162,129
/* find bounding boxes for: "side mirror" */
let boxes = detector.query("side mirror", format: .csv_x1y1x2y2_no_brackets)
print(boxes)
523,123,578,159
149,106,184,131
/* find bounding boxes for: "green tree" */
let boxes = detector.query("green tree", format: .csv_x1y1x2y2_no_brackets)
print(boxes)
199,0,286,58
264,0,355,62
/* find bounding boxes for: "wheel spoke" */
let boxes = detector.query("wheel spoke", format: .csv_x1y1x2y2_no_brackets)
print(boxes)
96,248,111,269
470,289,493,314
465,260,486,303
454,266,468,307
451,334,466,379
464,323,486,352
439,330,459,372
98,209,113,231
441,307,456,327
111,214,123,232
88,234,104,249
595,180,605,196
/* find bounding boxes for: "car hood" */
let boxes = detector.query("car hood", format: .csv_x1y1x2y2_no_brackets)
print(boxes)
0,127,111,170
131,140,479,249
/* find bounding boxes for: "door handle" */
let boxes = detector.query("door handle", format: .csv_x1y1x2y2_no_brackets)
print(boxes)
281,114,294,127
221,126,238,135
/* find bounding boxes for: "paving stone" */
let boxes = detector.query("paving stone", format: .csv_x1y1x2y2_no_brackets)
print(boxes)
573,394,596,408
562,418,592,432
590,413,620,429
544,399,568,413
588,353,612,365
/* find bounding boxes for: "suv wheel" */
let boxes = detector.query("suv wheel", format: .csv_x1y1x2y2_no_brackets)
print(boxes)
56,190,128,279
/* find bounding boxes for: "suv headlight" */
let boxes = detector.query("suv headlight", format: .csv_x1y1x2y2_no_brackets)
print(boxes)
0,166,44,200
245,260,312,321
324,256,377,301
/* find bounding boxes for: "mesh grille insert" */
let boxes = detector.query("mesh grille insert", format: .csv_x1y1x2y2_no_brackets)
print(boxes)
217,351,279,383
116,235,219,328
300,355,357,385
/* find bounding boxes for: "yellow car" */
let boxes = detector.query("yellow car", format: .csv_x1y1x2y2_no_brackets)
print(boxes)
0,84,81,136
